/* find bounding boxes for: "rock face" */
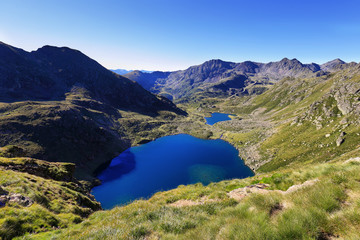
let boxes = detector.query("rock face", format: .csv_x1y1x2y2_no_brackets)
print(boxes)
125,58,353,101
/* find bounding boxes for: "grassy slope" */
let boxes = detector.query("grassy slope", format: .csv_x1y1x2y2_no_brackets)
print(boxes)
203,65,360,173
0,89,190,180
26,158,360,239
0,157,101,240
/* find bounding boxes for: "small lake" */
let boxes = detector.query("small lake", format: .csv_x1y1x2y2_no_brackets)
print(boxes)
205,112,234,125
92,134,253,209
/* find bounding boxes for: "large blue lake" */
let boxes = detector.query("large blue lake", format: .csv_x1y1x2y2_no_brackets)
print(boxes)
205,112,234,125
92,134,253,209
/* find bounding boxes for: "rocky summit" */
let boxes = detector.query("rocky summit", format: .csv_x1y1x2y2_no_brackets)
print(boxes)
125,58,356,102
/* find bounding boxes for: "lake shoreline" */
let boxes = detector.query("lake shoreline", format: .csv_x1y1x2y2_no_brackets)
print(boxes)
92,133,254,209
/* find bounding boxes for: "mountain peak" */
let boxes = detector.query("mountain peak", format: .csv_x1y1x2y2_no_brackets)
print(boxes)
280,58,301,63
0,42,185,115
34,45,84,56
321,58,347,71
200,59,234,69
202,59,229,65
329,58,345,64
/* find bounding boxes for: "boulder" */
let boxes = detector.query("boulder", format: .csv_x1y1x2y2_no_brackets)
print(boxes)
8,193,33,207
336,137,344,147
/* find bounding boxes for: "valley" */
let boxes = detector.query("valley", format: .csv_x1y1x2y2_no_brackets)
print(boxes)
1,42,360,239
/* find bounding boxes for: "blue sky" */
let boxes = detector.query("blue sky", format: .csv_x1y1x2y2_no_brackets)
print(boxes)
1,0,359,71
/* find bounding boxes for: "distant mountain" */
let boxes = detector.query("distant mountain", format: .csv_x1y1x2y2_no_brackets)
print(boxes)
111,69,132,75
124,70,171,91
320,58,357,72
111,69,153,75
125,58,355,101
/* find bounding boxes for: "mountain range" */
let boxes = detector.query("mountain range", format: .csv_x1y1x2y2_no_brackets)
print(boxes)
110,69,152,75
124,58,357,101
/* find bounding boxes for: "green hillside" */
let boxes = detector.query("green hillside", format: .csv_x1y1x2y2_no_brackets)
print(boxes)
1,43,360,239
23,158,360,240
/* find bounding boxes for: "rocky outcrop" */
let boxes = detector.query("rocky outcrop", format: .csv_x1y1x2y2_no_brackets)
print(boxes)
227,183,270,201
0,186,33,208
294,68,360,129
334,83,360,115
336,132,346,147
227,179,319,201
0,157,75,181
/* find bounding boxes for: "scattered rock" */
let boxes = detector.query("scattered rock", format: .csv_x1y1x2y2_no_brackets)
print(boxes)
0,191,33,207
227,183,270,201
285,179,319,193
8,193,33,207
170,180,321,209
228,180,319,201
336,132,346,146
325,134,331,138
340,118,348,125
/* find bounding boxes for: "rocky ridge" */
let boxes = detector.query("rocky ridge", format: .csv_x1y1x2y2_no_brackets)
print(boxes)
125,57,357,101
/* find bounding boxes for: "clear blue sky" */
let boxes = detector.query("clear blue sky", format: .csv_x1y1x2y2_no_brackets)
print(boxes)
1,0,359,71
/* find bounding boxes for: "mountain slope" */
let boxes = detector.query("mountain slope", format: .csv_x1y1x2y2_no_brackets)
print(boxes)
0,42,183,114
207,63,360,173
124,70,171,92
125,58,355,102
0,157,101,240
0,42,186,180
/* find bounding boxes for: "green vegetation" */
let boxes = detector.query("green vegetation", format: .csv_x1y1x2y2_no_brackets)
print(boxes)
1,50,360,239
0,158,100,240
22,159,360,239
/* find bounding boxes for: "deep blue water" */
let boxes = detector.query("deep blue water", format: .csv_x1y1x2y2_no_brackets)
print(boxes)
205,112,234,125
92,134,253,209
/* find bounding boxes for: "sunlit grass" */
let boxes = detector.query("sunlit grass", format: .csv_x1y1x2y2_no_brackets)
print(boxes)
21,160,360,239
